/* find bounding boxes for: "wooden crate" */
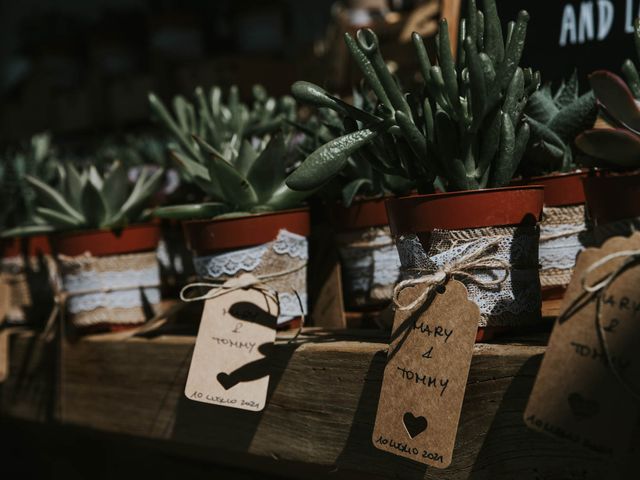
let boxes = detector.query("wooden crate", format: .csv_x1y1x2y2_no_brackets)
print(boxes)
54,329,630,479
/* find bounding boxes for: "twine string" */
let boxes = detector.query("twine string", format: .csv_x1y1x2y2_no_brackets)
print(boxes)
180,263,307,343
579,249,640,400
392,237,510,311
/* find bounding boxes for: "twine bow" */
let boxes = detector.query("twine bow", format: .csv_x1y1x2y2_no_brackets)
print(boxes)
578,249,640,400
392,237,510,311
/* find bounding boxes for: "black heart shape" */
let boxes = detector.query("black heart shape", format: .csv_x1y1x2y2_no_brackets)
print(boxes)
568,392,599,419
217,372,235,390
403,412,428,438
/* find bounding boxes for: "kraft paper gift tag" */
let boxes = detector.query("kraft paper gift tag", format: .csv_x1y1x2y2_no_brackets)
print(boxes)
525,233,640,456
185,274,278,412
372,280,480,468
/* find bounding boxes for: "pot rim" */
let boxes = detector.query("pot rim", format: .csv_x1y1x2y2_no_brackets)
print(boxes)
583,171,640,224
513,169,589,207
386,186,544,235
1,234,52,258
183,207,311,255
52,223,160,257
331,196,389,231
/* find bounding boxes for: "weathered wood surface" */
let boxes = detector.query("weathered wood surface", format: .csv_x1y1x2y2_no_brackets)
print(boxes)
56,330,632,480
0,330,55,423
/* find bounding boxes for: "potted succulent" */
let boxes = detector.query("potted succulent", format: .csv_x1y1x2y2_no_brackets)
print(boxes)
288,0,545,332
576,20,640,239
292,93,413,310
0,133,58,326
14,160,164,332
514,72,597,298
150,85,312,326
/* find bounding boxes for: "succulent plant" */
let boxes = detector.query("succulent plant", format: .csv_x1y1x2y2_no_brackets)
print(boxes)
575,71,640,168
150,84,311,219
520,71,597,175
3,161,164,236
287,0,539,193
149,84,295,181
0,133,59,236
292,91,414,206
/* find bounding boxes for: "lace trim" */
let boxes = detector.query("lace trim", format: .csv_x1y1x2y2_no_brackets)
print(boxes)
337,227,400,307
193,244,268,278
192,229,308,325
394,226,540,326
60,262,161,314
272,231,308,260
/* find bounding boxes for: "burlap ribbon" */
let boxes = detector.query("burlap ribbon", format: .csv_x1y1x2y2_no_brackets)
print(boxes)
392,237,510,312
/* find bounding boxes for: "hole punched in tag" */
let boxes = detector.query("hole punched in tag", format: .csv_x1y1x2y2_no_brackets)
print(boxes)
403,412,428,438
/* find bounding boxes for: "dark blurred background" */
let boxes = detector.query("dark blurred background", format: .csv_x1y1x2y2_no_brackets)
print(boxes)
0,0,443,145
1,0,638,144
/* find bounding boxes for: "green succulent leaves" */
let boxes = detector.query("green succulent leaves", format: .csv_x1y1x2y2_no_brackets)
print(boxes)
151,84,311,219
12,162,164,234
288,0,537,194
523,71,597,174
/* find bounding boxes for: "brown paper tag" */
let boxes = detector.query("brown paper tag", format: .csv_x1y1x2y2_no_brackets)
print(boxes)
524,233,640,456
184,274,278,412
372,279,480,468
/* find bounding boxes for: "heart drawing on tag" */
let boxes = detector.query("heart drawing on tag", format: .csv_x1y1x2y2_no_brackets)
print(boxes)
216,372,235,390
403,412,428,438
568,392,599,419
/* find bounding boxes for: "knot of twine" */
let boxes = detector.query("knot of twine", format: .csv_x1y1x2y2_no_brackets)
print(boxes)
392,237,510,311
575,249,640,400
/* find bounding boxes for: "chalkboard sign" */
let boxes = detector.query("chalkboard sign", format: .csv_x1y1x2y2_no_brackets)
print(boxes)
461,0,639,85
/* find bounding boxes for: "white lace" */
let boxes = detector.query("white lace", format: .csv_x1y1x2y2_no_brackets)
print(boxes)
273,231,308,260
192,229,308,324
337,228,400,299
193,244,268,278
395,229,540,326
539,224,585,271
63,266,161,314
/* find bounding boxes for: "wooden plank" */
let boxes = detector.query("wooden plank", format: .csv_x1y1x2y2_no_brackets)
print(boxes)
57,331,626,479
0,330,56,423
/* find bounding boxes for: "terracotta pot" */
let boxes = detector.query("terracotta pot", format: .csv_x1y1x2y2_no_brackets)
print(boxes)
583,171,640,225
513,170,588,207
386,186,544,342
183,208,310,256
52,224,161,257
386,186,544,238
1,235,51,258
330,197,389,231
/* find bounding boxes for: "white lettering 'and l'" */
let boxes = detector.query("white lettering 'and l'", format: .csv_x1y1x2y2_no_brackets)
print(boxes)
559,0,614,46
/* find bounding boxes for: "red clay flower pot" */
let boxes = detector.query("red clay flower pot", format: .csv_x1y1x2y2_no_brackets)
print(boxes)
183,208,310,256
330,198,398,313
1,235,51,258
513,170,588,207
385,186,544,342
514,171,589,301
583,171,640,225
183,209,311,330
51,224,161,333
330,197,389,232
51,223,160,257
386,186,543,238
